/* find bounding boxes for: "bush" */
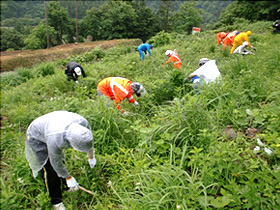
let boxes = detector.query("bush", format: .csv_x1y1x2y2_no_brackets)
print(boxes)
75,47,106,63
0,71,26,87
33,62,55,78
148,30,172,47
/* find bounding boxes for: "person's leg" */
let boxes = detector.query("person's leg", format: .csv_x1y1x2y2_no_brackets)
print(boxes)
41,160,64,206
192,76,201,95
97,89,113,107
138,50,144,60
230,42,238,54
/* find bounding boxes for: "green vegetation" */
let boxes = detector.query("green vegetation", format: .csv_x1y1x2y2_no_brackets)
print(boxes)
1,21,280,209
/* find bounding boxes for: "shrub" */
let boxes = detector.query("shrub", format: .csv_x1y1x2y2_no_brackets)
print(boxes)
148,31,172,47
16,67,33,80
33,62,55,78
0,71,26,87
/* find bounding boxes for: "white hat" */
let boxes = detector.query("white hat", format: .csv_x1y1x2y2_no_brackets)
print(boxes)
198,58,209,66
74,67,82,76
165,50,173,56
66,123,93,152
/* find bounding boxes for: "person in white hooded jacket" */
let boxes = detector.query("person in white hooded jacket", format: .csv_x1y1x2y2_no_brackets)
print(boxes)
189,58,221,94
25,111,96,210
233,41,254,55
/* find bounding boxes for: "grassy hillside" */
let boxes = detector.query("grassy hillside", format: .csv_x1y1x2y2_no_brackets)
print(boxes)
1,21,280,210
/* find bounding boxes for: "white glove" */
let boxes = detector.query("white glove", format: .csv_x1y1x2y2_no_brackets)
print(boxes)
134,101,139,107
264,147,273,156
123,111,129,116
75,81,79,84
88,157,96,168
66,176,79,192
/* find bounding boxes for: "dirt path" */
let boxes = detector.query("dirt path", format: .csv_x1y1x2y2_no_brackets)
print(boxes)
0,39,141,72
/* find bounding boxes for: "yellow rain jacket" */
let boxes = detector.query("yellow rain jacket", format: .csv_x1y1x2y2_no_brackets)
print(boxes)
230,31,252,54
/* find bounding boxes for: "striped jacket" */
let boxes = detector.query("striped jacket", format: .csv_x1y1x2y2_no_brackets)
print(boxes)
165,53,182,69
97,77,135,113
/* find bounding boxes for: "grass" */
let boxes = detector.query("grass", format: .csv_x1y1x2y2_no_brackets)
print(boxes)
1,21,280,209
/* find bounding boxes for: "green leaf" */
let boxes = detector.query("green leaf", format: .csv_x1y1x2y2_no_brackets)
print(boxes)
210,196,231,208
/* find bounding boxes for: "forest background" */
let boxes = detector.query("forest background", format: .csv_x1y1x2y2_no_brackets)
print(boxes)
1,0,279,52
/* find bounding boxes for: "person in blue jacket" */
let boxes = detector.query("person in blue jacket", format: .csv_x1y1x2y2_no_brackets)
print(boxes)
137,43,153,60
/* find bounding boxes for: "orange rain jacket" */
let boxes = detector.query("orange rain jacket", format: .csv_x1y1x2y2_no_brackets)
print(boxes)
165,52,182,69
97,77,135,113
230,32,252,54
222,32,237,50
217,32,227,45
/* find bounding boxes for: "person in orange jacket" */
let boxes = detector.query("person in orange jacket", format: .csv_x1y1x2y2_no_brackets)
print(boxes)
230,31,253,54
222,31,239,51
164,50,182,69
216,32,227,45
97,77,146,116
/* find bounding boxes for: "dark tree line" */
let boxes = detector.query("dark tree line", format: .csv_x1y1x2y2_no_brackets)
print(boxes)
1,0,279,51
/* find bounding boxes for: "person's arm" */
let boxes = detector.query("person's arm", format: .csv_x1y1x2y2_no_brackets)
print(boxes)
73,72,78,81
87,149,94,159
189,73,196,79
147,48,151,56
66,72,75,81
48,144,70,178
80,66,86,77
87,149,97,168
126,93,135,104
189,67,203,79
244,36,252,47
230,43,238,54
165,56,173,66
217,34,221,45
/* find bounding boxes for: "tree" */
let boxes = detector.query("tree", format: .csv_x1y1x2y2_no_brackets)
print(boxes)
196,0,232,26
100,1,137,40
79,7,103,41
75,0,79,43
47,1,74,45
220,1,280,25
44,0,50,49
24,22,55,50
157,0,176,32
0,28,25,51
172,2,202,34
128,1,160,42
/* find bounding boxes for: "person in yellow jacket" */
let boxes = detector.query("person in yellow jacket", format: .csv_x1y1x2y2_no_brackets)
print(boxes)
230,31,253,54
97,77,146,116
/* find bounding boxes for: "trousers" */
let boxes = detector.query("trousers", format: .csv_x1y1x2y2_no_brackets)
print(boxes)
40,159,68,205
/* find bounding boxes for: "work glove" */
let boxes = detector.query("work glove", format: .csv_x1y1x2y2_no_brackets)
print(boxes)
251,46,256,50
123,111,129,117
134,101,139,107
75,81,79,84
66,176,79,192
88,157,97,169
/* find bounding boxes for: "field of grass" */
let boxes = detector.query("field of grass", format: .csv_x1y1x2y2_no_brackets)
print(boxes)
1,21,280,209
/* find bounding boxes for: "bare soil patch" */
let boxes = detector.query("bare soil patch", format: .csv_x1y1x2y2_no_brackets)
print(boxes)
0,39,141,72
